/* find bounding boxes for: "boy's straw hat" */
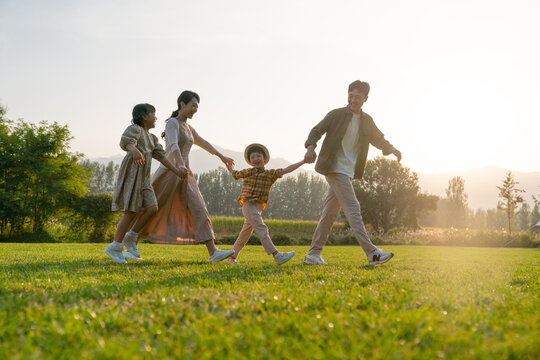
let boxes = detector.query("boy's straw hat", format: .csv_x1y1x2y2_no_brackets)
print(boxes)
244,143,270,165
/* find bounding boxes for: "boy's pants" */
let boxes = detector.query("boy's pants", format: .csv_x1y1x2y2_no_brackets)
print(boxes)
308,173,377,257
233,200,278,258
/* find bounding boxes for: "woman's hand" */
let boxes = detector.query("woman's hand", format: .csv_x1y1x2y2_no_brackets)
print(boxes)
131,148,146,166
220,155,235,168
177,165,188,178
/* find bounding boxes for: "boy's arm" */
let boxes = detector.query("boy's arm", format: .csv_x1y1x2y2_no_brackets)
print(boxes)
282,160,306,175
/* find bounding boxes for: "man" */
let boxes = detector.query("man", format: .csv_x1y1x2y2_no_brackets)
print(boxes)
303,80,401,265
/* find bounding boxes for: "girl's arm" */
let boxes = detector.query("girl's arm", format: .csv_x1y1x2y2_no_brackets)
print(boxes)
282,160,306,175
159,157,184,178
126,143,145,166
190,125,235,167
152,132,188,177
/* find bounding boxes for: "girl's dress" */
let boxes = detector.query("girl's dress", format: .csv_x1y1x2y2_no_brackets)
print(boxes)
112,124,165,212
141,118,215,244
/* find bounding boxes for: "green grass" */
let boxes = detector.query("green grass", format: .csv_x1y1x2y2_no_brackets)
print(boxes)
0,244,538,359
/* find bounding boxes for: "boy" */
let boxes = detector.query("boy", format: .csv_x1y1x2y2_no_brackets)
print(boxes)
226,143,304,265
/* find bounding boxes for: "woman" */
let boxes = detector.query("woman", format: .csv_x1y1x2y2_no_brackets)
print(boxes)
140,90,235,263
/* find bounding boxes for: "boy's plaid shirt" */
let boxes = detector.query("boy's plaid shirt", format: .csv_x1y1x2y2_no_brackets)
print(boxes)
231,167,284,210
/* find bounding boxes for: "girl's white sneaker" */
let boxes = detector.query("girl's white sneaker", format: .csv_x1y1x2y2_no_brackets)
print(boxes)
104,244,127,264
123,250,143,261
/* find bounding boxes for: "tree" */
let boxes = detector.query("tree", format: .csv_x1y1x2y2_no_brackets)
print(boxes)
0,107,87,236
469,208,487,229
530,202,540,228
80,159,119,193
71,193,118,242
444,176,469,228
496,171,524,234
265,172,328,220
517,202,531,231
353,157,436,232
197,167,242,217
531,187,540,227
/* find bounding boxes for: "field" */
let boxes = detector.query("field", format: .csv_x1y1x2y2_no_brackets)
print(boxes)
0,244,538,359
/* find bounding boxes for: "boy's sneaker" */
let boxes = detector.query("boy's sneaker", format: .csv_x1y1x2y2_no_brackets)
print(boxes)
104,243,127,264
274,251,296,265
123,236,141,258
209,249,235,263
123,250,143,261
304,254,328,265
226,258,238,265
368,248,394,265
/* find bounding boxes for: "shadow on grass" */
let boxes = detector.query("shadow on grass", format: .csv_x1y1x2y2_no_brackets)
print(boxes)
1,259,315,304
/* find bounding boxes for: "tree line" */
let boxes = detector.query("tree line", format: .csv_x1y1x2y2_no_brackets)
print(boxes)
419,174,540,233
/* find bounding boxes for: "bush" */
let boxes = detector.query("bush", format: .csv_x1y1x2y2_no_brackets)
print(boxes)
0,230,58,243
70,193,117,242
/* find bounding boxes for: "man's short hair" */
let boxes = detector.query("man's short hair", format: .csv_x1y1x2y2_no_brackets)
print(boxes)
348,80,370,95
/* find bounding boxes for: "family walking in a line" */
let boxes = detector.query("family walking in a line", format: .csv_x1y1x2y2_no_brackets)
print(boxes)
105,80,402,267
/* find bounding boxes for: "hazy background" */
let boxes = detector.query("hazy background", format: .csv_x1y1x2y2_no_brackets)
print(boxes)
1,0,539,175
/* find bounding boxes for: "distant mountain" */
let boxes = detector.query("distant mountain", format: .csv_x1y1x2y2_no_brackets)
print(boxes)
92,148,540,210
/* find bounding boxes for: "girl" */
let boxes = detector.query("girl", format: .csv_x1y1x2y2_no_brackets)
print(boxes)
104,103,183,264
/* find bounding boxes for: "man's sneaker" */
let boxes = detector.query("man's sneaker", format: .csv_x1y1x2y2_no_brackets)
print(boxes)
368,248,394,265
209,249,235,263
123,250,143,261
226,258,238,265
274,251,296,265
304,254,328,265
123,236,141,258
104,243,127,264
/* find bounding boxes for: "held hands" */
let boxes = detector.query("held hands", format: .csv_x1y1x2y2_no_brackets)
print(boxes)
225,162,234,172
304,146,317,164
176,165,188,179
220,155,235,169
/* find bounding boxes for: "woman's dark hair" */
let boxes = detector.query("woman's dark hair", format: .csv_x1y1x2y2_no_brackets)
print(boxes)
132,103,155,126
348,80,370,95
247,146,266,160
170,90,200,118
162,90,201,138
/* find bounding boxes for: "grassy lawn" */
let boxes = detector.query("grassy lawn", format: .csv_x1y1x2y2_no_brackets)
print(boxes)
0,244,538,359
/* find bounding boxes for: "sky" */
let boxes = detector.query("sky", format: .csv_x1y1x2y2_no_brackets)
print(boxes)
1,0,539,174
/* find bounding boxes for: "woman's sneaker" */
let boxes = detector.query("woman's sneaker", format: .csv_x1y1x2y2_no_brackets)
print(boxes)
209,249,235,263
274,251,296,265
226,258,238,265
368,248,394,265
123,250,143,261
104,243,127,264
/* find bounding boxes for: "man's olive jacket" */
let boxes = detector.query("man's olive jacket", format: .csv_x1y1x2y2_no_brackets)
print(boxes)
304,106,394,180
